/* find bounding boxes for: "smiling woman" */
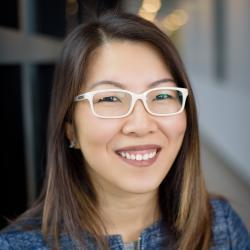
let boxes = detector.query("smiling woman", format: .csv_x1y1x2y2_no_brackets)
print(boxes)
68,40,187,203
0,12,249,250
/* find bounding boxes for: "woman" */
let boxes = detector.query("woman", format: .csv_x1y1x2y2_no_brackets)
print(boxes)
0,12,249,250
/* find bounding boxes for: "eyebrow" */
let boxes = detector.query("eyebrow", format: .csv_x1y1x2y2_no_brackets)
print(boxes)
87,78,176,91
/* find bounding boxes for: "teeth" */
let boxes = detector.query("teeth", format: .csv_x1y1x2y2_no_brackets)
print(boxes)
126,152,131,160
119,150,157,161
131,154,136,160
136,154,142,161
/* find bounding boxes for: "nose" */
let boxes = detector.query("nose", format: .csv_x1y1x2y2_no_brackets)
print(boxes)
122,100,158,136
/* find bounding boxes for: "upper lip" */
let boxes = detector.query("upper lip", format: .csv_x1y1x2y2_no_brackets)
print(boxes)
115,144,161,152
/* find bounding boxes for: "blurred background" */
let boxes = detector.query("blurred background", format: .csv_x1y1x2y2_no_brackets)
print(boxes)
0,0,249,230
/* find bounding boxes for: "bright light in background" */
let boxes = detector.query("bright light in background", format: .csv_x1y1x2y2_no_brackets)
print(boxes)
172,9,188,25
137,1,189,35
162,16,179,32
138,0,161,22
138,9,157,21
161,9,189,34
142,0,161,13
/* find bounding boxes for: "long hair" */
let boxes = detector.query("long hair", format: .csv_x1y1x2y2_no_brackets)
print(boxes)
27,12,211,249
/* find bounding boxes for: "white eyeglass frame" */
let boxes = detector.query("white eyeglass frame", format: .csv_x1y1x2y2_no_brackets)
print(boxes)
74,87,188,119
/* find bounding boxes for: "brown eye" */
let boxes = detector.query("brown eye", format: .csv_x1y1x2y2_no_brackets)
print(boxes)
97,96,121,103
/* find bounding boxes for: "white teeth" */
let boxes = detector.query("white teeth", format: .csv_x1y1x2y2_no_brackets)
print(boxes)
136,154,142,161
149,152,155,158
125,152,131,160
151,152,156,158
119,150,157,161
131,154,136,160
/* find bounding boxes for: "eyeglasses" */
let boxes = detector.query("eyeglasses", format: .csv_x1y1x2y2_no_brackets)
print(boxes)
74,87,188,118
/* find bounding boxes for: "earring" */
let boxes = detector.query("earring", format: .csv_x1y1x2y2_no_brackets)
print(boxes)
69,140,76,148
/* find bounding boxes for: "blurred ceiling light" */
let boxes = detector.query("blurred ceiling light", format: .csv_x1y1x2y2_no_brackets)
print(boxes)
138,8,157,21
142,0,161,13
172,9,188,25
168,13,183,26
162,17,179,32
161,9,189,33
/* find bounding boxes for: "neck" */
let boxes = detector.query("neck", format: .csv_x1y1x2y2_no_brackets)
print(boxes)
98,189,160,243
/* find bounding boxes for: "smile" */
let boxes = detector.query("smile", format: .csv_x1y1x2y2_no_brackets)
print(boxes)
115,145,161,167
119,150,157,161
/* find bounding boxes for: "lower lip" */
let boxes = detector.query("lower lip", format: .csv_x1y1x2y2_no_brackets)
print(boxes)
116,150,160,167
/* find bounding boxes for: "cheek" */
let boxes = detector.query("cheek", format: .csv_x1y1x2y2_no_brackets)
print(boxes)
74,109,122,149
159,113,187,142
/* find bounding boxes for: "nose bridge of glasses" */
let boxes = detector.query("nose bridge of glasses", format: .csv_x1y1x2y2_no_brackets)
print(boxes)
130,92,148,113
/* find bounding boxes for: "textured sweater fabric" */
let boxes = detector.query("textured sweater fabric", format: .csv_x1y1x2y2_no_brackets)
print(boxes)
0,199,249,249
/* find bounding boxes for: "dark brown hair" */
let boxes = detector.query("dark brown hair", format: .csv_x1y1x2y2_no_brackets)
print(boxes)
25,12,212,249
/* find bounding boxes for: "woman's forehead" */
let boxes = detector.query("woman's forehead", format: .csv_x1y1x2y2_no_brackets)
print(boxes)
82,40,173,92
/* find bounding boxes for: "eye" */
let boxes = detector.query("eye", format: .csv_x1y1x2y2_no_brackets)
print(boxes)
153,93,172,101
97,96,121,103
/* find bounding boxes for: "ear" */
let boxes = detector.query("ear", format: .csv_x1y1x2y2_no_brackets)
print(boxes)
65,122,80,149
65,122,74,142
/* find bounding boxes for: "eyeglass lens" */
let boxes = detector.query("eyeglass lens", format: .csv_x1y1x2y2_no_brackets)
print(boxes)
92,89,183,117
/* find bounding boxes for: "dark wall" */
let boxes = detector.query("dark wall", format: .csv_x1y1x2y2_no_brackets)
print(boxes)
0,0,122,230
0,0,66,229
0,66,27,228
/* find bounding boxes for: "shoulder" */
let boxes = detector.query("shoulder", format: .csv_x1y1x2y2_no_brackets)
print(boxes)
0,218,47,250
0,218,79,250
0,230,46,250
210,198,250,249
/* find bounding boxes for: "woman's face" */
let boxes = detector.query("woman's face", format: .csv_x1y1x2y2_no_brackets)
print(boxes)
68,41,186,196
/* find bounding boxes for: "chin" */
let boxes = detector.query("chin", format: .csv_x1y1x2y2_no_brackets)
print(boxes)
118,180,161,195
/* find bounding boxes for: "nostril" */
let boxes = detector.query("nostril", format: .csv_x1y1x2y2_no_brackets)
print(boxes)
121,110,158,136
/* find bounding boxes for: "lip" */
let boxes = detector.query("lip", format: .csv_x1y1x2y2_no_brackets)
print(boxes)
116,144,161,152
115,144,161,167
